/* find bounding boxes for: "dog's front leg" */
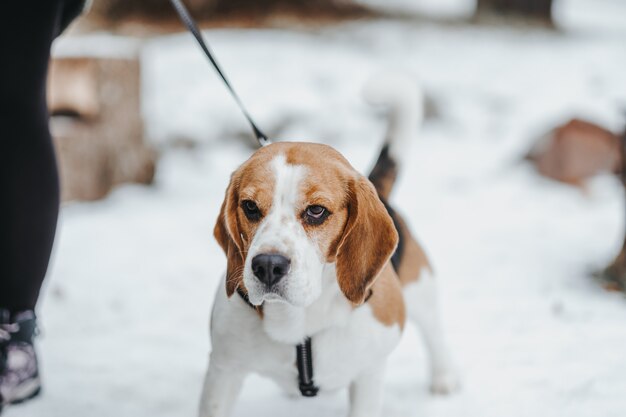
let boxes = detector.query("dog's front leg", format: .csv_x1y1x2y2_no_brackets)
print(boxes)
348,366,385,417
198,358,244,417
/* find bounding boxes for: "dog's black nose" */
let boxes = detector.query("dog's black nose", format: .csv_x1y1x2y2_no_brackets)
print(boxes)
251,254,290,287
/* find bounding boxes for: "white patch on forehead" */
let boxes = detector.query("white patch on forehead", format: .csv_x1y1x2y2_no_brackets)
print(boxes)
270,154,305,214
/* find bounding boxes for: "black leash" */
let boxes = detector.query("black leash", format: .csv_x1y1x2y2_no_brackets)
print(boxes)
169,0,270,147
236,289,320,397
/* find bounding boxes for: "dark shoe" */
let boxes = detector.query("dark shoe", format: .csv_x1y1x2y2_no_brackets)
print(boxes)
0,310,41,407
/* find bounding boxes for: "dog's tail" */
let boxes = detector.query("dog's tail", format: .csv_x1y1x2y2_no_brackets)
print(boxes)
363,72,424,201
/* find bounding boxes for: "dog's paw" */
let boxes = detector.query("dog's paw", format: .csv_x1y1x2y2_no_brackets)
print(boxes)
430,368,461,395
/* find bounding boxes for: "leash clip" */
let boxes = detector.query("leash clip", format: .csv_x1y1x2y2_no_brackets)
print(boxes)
296,337,319,397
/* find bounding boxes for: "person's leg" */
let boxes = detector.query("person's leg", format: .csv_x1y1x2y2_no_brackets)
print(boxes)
0,0,81,408
0,0,65,313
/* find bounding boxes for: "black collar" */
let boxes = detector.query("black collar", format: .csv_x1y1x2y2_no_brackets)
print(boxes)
236,287,256,309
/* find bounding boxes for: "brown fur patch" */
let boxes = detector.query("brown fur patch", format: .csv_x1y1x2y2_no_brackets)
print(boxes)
392,214,432,286
334,177,399,304
214,178,246,297
213,155,276,297
368,263,406,328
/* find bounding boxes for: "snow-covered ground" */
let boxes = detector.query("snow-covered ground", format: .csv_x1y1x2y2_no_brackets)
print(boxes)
8,0,626,416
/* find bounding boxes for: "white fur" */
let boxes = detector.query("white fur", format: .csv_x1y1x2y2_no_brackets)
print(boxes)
200,266,402,417
403,269,460,394
362,71,424,170
200,268,460,417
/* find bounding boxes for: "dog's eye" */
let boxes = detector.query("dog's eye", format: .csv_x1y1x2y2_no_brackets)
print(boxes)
304,205,329,225
242,200,261,221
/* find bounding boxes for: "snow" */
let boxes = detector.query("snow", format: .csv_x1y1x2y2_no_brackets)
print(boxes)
356,0,476,18
8,0,626,416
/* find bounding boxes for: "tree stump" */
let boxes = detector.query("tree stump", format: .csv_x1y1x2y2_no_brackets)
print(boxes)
84,0,371,28
89,0,216,20
48,44,156,202
602,241,626,291
600,128,626,291
475,0,554,25
527,119,622,186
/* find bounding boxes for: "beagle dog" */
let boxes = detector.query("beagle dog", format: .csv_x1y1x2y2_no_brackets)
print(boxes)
200,73,459,417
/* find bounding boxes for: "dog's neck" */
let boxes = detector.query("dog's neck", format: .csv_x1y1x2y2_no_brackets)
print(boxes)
261,263,352,344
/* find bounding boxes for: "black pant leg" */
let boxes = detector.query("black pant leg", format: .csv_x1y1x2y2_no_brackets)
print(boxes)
0,1,68,311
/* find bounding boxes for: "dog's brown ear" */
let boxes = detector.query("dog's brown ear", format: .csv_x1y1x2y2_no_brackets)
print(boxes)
214,176,245,298
335,176,399,304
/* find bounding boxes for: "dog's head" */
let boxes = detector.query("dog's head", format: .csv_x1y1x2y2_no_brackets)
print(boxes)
214,142,398,307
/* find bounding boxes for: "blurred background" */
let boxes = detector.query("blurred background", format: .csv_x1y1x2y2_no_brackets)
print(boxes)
10,0,626,416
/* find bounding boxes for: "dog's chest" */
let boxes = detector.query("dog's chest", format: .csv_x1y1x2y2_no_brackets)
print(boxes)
236,301,401,395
